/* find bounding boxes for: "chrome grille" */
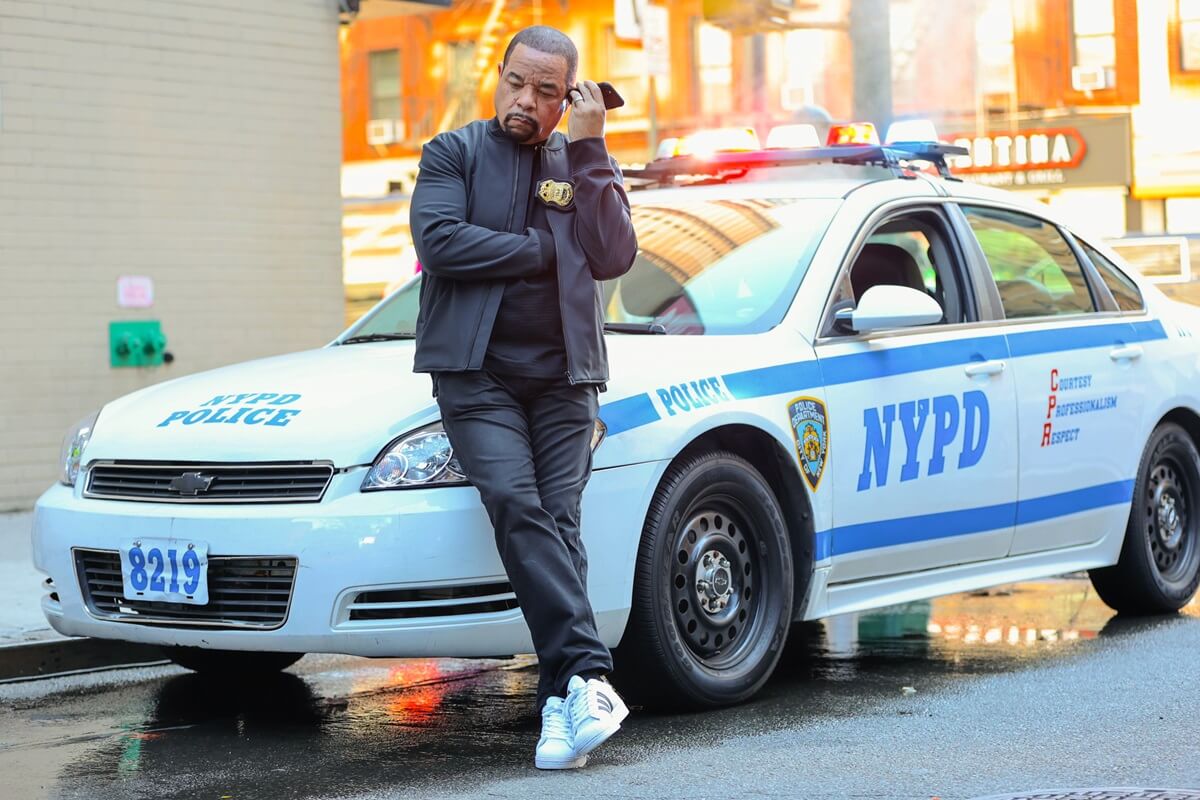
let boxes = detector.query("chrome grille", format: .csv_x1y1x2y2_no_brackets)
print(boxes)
84,461,334,503
75,548,296,629
347,581,518,621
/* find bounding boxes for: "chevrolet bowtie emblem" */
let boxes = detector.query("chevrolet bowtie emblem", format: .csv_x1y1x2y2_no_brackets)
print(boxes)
169,471,215,496
536,178,574,209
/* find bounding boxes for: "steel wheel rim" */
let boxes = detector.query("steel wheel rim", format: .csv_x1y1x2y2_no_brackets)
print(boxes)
1146,454,1198,584
669,499,764,669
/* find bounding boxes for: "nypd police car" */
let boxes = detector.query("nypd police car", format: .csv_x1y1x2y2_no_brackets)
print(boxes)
33,122,1200,709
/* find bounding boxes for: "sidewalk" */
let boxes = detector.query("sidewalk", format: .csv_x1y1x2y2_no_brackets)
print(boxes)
0,510,164,680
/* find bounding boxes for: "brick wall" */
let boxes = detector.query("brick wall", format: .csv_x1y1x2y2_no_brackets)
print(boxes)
0,0,344,510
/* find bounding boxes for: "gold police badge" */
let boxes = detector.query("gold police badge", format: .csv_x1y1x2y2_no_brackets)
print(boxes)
536,178,575,209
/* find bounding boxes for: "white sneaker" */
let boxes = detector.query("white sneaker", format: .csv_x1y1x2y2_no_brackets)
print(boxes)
565,675,629,757
535,696,587,770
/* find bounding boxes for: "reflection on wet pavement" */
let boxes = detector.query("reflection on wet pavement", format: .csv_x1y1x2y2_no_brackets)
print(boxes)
1,578,1197,800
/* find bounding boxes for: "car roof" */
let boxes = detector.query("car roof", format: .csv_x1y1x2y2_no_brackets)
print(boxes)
625,165,897,205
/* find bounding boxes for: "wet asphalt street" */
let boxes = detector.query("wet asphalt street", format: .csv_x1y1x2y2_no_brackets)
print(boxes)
3,578,1199,800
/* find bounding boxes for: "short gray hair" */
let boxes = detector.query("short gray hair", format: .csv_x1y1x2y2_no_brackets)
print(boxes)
502,26,578,86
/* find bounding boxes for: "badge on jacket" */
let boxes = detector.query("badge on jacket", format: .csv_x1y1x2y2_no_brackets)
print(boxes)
536,178,575,210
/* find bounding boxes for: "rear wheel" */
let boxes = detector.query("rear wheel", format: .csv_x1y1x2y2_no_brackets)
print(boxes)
162,646,303,675
1090,422,1200,614
612,449,794,710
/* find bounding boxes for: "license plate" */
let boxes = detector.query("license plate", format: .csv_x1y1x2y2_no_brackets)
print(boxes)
119,538,209,605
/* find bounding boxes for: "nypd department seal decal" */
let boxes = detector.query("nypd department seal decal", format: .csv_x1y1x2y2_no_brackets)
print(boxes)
788,396,828,491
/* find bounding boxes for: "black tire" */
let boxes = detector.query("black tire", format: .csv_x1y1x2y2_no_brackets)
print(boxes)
612,449,794,710
1090,422,1200,614
162,646,303,675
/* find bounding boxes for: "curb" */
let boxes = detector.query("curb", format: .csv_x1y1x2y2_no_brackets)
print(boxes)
0,634,166,682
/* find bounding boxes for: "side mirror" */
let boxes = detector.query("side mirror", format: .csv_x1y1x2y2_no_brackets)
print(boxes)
834,285,944,333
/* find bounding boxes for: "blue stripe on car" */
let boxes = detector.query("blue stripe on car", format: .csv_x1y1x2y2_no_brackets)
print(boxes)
598,319,1168,434
818,479,1135,557
600,392,661,437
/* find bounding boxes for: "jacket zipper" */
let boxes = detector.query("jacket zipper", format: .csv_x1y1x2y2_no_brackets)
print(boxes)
542,145,578,384
467,143,520,370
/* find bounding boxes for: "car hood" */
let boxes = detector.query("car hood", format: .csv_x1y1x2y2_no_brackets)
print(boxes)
82,333,806,468
84,343,439,467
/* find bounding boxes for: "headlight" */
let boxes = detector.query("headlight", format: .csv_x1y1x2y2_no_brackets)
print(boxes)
361,424,468,490
361,418,607,492
60,410,100,487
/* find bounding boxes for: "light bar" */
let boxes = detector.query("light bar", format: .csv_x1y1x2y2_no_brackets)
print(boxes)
827,122,880,146
885,119,940,145
766,124,821,149
679,127,762,158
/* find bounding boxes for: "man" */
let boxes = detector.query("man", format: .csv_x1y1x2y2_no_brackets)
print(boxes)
409,26,638,769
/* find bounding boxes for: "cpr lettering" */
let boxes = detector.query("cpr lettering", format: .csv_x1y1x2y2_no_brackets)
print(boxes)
656,377,732,416
857,391,989,491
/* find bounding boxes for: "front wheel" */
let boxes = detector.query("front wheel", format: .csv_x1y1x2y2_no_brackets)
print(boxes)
162,646,304,676
1090,422,1200,614
612,449,794,710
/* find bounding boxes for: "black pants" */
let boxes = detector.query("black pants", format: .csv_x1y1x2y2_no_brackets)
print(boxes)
434,369,613,710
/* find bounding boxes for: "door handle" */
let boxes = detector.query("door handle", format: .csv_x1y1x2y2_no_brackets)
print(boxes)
964,360,1006,377
1109,344,1143,361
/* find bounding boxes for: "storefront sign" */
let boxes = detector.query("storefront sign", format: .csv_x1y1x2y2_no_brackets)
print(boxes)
940,114,1130,190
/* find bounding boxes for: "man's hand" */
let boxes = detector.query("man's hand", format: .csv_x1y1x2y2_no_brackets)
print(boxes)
567,80,605,141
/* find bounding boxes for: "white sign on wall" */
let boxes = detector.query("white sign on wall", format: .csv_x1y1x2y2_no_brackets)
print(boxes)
117,275,154,308
643,4,670,78
614,0,649,41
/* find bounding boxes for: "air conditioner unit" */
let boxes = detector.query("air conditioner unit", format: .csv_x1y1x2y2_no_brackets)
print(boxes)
1071,65,1112,92
780,85,809,111
366,119,396,146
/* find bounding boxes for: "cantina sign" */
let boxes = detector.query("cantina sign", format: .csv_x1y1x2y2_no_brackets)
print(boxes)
938,115,1130,189
944,128,1086,187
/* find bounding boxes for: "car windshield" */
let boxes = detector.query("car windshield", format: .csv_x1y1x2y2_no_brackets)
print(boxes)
341,196,836,339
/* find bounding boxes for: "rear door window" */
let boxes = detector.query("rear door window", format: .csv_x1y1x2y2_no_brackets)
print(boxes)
962,206,1096,319
1078,241,1145,312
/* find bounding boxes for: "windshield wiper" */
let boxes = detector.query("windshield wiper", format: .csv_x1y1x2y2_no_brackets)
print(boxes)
604,322,667,335
339,333,416,345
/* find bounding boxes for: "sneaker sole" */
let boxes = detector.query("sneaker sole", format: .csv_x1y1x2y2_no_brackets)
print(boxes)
535,753,588,770
572,718,622,757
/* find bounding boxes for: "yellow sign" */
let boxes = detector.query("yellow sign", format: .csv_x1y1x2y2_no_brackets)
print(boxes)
537,179,575,209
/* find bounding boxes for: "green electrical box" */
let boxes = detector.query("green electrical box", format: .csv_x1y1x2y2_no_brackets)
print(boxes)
110,320,168,368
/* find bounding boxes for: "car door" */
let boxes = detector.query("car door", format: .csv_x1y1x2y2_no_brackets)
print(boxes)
817,204,1020,584
957,204,1148,556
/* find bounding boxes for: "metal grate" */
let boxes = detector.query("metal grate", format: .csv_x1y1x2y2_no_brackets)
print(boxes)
84,461,334,504
348,581,518,621
74,548,296,629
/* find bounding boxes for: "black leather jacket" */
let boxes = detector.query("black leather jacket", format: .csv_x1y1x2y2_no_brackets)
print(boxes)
410,118,638,384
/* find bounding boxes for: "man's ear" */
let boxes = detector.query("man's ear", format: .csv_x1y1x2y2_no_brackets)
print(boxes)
497,63,504,78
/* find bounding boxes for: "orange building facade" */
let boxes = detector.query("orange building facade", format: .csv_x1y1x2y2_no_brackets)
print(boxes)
339,0,1200,300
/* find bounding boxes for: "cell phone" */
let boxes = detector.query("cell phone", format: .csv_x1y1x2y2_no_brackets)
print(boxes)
570,82,625,110
597,81,625,110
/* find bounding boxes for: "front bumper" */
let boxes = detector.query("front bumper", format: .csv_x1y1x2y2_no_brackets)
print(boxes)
32,461,663,657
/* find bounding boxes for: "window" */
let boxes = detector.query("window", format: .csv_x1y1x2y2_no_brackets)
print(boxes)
695,21,732,115
352,198,838,339
827,210,967,334
1071,0,1116,71
963,206,1096,319
444,42,479,131
1079,241,1145,311
976,0,1016,99
368,49,402,122
1181,0,1200,71
607,28,649,117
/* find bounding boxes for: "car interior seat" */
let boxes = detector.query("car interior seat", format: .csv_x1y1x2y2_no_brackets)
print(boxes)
849,242,928,301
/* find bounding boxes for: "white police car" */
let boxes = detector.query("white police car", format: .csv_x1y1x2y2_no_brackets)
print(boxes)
33,123,1200,709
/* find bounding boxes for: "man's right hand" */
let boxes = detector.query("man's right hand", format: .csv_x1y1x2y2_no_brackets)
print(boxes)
567,81,606,141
